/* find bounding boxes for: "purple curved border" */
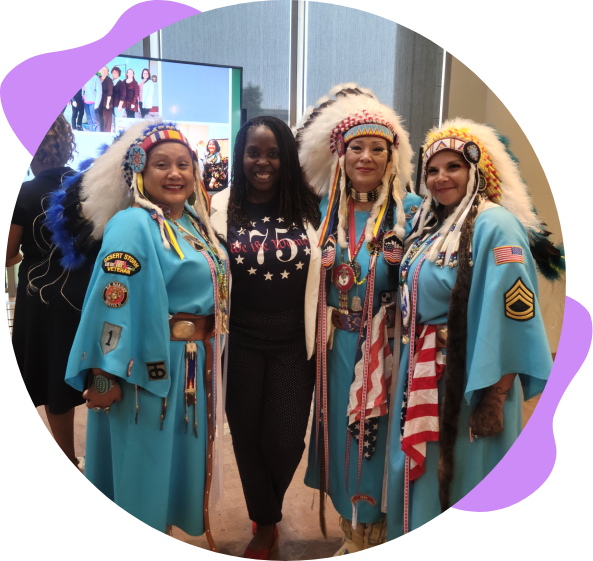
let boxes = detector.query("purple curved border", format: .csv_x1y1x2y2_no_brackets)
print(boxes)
0,0,593,559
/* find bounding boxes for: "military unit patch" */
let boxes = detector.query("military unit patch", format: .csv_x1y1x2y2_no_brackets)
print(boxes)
504,277,534,321
147,361,168,381
103,282,129,308
101,322,122,355
102,252,142,276
494,245,524,265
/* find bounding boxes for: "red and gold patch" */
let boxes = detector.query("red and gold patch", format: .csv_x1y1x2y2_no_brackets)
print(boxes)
103,282,129,308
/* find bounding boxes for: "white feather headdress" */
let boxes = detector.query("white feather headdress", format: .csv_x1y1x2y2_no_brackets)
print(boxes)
296,84,414,247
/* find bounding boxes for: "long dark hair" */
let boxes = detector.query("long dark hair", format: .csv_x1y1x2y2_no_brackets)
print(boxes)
207,139,221,154
228,116,321,229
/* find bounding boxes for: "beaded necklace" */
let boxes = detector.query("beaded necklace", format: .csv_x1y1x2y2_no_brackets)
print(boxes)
399,230,441,344
165,209,229,330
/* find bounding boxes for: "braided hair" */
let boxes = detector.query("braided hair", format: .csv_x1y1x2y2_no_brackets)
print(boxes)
228,116,321,230
33,114,76,168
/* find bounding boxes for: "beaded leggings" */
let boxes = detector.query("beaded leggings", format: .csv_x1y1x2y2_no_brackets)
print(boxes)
226,305,316,525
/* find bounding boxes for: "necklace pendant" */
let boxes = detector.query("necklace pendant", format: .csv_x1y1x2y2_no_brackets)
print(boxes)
351,296,362,312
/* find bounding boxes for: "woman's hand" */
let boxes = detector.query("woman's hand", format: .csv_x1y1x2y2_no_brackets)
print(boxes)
83,370,122,411
469,373,516,438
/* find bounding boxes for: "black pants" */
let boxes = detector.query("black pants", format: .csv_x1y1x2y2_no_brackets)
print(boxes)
71,103,84,129
125,108,136,118
140,102,150,117
226,306,315,525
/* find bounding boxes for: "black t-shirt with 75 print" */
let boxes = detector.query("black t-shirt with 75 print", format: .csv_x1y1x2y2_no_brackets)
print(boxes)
227,197,311,313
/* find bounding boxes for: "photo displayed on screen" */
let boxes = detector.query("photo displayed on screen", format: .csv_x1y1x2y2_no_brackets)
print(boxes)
62,55,242,194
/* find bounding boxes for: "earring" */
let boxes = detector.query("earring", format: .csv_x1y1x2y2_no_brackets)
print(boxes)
187,190,197,206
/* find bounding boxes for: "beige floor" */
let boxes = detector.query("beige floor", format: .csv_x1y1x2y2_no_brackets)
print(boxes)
37,395,541,559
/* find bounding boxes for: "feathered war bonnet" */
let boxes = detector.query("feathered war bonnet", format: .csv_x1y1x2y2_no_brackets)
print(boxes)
412,118,564,279
296,84,414,250
47,119,221,271
80,119,221,259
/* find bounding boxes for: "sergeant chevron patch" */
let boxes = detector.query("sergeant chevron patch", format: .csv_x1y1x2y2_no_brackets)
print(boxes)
504,277,534,321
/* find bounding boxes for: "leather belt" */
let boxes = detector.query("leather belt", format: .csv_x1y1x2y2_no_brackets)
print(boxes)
169,313,215,341
169,312,217,552
331,309,363,332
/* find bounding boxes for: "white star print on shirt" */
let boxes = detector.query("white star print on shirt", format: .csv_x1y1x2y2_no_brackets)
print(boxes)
264,272,273,280
233,241,242,251
262,216,270,223
248,267,257,275
277,217,284,223
304,247,311,255
295,262,304,270
250,221,256,228
238,227,246,235
281,270,289,279
300,233,307,240
235,255,244,264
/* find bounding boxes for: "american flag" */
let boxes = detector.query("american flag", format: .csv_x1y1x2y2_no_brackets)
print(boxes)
400,324,444,481
348,306,392,427
493,245,524,265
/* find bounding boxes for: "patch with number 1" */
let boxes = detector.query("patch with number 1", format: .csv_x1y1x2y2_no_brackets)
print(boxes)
101,322,122,355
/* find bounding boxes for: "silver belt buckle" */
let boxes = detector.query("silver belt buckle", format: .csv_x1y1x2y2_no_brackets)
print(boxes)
172,320,196,339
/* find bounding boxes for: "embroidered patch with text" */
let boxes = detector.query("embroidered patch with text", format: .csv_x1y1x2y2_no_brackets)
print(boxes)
102,252,142,276
504,277,534,321
494,245,524,265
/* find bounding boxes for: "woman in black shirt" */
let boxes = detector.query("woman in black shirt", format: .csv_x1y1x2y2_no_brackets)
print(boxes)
210,116,321,558
7,115,86,467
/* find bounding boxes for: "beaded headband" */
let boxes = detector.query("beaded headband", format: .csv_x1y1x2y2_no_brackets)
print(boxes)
422,129,502,203
330,110,397,156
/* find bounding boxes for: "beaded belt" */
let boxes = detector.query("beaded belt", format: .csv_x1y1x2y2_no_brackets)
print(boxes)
331,309,363,332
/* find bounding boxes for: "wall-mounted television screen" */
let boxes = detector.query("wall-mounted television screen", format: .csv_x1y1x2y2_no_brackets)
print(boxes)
61,55,242,192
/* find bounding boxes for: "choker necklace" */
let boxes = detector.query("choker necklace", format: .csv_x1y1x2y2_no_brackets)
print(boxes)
348,183,380,202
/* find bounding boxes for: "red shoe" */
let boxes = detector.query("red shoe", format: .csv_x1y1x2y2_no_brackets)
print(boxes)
244,525,278,559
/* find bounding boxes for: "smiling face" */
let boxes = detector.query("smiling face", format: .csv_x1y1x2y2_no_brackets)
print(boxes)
142,142,195,219
127,69,134,80
111,68,120,80
243,125,281,200
425,149,470,213
344,136,390,192
100,66,108,79
207,140,217,154
142,69,149,80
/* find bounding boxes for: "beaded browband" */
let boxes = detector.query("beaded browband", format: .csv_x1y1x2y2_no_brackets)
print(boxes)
330,110,397,156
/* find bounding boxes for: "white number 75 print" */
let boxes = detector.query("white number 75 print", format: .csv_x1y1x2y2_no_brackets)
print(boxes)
249,228,298,264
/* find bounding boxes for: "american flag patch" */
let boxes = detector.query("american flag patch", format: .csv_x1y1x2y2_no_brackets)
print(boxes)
494,245,524,265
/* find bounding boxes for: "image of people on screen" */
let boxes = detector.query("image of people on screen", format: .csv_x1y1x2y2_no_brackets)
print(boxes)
112,66,126,119
82,72,102,132
202,138,229,193
124,69,139,119
139,68,154,118
99,66,114,133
